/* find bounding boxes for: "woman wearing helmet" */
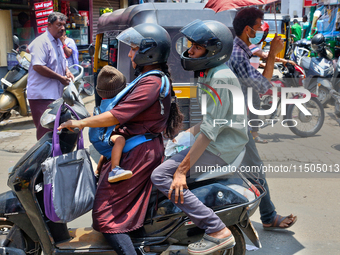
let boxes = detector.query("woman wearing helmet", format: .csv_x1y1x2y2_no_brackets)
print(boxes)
58,23,183,255
152,19,248,254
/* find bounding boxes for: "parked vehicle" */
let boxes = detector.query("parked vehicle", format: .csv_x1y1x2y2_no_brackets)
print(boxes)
289,37,312,65
0,36,31,122
0,70,266,255
330,89,340,125
331,56,340,96
259,62,325,137
262,14,291,59
297,34,334,106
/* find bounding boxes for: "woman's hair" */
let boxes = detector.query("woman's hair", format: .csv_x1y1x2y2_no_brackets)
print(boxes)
160,63,184,139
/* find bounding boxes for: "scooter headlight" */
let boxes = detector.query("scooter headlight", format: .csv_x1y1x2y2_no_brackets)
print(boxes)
40,108,56,130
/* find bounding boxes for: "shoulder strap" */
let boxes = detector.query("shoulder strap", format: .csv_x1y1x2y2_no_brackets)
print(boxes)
101,70,170,113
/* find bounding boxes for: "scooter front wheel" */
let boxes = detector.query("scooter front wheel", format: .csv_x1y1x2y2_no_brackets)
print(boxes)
0,221,41,255
310,85,331,107
286,97,325,137
212,225,246,255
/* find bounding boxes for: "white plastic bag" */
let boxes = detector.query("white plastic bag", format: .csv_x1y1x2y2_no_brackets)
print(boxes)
164,131,195,157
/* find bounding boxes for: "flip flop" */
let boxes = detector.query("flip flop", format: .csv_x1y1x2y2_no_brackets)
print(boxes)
188,233,235,255
263,214,297,231
254,136,268,144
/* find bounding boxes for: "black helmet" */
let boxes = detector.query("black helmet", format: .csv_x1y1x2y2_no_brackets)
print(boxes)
180,19,233,71
117,23,171,66
311,33,325,53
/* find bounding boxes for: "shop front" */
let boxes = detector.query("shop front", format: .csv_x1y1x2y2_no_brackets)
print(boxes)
0,0,122,81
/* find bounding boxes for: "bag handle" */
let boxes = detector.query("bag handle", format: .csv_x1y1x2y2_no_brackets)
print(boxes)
53,103,84,157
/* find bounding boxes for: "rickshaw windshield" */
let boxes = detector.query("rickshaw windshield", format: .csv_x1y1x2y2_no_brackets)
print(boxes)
180,19,218,48
266,20,284,34
117,27,145,48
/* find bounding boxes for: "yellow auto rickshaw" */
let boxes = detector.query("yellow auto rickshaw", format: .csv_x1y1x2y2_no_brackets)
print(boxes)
263,14,291,58
92,2,237,129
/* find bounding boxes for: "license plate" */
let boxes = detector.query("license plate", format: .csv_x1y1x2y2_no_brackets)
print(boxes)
1,78,13,88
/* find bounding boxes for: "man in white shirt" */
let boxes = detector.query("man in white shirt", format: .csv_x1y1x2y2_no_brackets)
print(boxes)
27,12,74,140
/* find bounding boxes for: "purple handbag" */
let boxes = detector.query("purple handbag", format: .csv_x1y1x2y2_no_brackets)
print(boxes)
41,103,96,223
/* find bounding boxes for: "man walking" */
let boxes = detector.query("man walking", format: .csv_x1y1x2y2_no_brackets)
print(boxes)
27,12,74,140
227,7,297,230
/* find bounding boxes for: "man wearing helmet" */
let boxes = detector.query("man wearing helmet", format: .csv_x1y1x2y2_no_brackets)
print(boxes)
228,7,297,231
152,19,248,254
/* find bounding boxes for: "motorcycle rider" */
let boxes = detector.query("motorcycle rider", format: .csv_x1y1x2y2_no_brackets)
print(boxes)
58,23,183,255
151,19,248,254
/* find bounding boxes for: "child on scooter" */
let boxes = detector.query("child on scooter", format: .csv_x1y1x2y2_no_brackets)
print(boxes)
95,65,132,183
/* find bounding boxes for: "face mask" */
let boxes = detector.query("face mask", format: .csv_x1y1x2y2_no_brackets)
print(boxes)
248,26,264,45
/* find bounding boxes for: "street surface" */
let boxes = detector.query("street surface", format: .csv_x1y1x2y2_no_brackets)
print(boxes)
0,94,339,255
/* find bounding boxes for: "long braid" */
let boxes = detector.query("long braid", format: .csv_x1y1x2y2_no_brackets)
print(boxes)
160,63,184,139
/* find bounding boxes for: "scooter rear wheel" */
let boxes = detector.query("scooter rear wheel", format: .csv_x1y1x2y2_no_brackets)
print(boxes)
212,225,246,255
0,221,41,255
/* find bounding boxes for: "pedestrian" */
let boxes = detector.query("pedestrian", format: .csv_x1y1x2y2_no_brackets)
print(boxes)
60,30,79,68
27,12,74,140
58,23,183,255
302,15,311,39
152,19,249,254
291,19,302,42
227,7,297,230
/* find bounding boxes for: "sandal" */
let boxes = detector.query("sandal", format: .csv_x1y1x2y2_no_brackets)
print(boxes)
254,136,268,144
188,233,235,255
263,214,297,231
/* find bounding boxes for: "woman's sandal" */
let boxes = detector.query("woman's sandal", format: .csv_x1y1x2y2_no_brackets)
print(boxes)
254,136,268,144
263,214,297,231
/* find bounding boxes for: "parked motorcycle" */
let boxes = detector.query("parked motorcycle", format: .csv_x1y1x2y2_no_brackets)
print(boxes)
298,34,334,106
0,77,266,255
0,37,31,122
258,62,325,137
330,89,340,125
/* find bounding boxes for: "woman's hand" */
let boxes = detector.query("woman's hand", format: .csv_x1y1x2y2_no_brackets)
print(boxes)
168,171,188,204
58,119,84,132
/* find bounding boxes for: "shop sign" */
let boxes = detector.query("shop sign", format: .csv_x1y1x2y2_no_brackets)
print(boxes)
37,26,48,34
35,8,53,19
34,1,53,10
304,0,318,6
36,17,48,26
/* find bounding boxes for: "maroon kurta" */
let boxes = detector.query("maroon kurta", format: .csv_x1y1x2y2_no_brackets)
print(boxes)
92,75,171,233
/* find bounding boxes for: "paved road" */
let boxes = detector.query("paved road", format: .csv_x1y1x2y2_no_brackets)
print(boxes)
0,95,339,254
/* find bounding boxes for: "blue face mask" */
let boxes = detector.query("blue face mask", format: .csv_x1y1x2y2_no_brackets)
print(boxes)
248,26,264,45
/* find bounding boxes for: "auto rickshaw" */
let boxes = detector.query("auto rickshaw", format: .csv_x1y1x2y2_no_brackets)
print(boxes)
92,2,236,129
263,14,291,59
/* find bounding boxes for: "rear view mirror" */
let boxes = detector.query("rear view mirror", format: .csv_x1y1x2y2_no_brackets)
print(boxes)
88,44,95,57
13,35,19,48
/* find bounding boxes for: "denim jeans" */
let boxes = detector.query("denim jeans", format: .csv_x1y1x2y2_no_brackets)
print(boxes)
242,130,276,224
103,233,137,255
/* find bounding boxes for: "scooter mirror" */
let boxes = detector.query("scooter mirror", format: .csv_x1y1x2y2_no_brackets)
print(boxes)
13,35,19,48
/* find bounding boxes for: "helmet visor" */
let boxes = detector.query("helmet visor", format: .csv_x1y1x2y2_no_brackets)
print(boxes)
180,19,218,48
117,27,145,48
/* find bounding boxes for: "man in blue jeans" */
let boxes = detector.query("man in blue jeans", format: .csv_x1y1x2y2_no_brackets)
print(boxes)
227,7,297,230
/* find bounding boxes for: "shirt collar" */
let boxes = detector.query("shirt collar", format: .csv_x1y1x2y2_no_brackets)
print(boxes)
234,36,253,58
47,30,62,46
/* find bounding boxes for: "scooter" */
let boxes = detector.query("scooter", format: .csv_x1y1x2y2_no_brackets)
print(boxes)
0,77,266,255
299,47,334,107
330,89,340,125
0,36,31,122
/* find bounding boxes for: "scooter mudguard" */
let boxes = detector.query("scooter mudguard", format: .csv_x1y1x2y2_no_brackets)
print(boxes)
0,191,25,216
0,247,26,255
238,220,262,248
0,92,18,113
315,78,333,90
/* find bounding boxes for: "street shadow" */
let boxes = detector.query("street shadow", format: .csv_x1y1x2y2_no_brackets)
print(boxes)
331,144,340,151
245,221,304,255
0,119,34,131
326,112,340,126
258,132,320,143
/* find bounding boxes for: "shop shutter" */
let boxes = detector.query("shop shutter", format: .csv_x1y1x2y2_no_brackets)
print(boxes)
92,0,120,43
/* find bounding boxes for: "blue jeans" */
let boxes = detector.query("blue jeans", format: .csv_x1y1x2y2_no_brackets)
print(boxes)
242,130,276,224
